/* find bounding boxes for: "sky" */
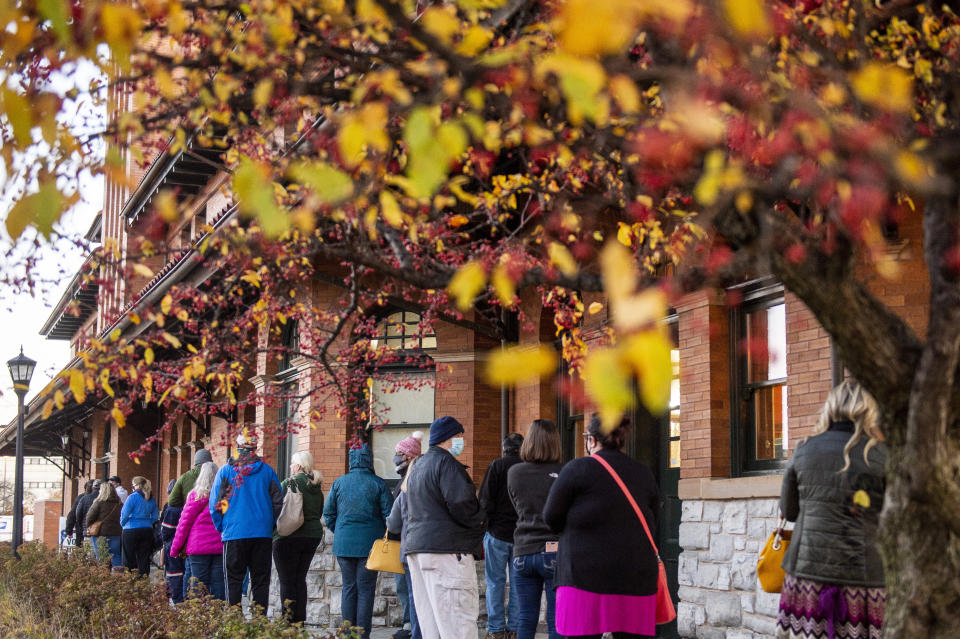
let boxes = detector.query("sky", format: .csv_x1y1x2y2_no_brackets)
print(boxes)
0,60,105,427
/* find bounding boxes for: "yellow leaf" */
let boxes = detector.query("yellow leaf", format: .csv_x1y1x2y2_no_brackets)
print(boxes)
133,456,140,465
1,87,33,146
456,25,493,57
535,54,608,125
144,347,155,365
161,294,173,315
162,332,182,349
142,373,153,404
234,156,288,237
253,79,273,110
894,151,932,188
485,345,557,386
600,241,637,303
556,0,637,57
491,263,516,307
155,190,178,223
447,261,487,311
853,489,871,509
288,161,355,204
588,301,604,315
101,4,142,73
112,405,126,429
132,263,155,278
548,242,578,278
422,6,460,44
41,399,54,420
617,222,635,247
54,390,65,410
69,370,86,404
621,330,673,414
613,287,667,333
380,191,403,228
130,313,140,325
609,75,641,114
722,0,771,39
583,348,634,432
100,369,115,398
851,63,913,113
176,309,189,322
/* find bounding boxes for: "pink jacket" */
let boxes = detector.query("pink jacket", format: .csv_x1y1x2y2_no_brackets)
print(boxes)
170,490,223,557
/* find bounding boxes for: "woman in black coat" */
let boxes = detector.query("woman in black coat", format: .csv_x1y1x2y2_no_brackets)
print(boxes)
543,415,661,638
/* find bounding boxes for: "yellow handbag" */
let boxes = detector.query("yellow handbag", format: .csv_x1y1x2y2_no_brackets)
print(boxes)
757,516,791,593
366,533,405,574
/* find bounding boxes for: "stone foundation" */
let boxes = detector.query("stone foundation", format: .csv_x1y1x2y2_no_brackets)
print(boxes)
676,497,783,639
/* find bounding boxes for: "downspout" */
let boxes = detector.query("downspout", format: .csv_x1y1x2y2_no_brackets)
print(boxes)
500,308,509,440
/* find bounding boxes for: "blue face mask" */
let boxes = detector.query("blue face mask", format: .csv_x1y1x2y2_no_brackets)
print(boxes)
449,436,465,457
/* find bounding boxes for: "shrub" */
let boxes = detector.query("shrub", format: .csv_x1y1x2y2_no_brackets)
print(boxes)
0,542,349,639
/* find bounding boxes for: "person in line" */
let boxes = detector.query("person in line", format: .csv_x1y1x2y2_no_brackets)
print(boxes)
386,432,424,639
478,432,524,639
210,430,283,612
544,415,661,638
507,420,564,639
273,451,325,624
85,480,123,567
169,447,214,597
776,380,887,639
170,461,225,600
64,480,94,547
404,416,484,639
109,475,129,503
120,476,159,577
323,443,392,639
160,479,186,603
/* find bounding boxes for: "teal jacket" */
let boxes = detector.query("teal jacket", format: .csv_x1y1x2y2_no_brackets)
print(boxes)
323,445,393,557
274,472,325,540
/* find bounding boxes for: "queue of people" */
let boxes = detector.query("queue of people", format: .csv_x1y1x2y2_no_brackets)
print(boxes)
60,386,891,639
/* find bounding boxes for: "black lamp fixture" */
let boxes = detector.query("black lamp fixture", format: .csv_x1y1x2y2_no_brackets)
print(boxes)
6,347,36,558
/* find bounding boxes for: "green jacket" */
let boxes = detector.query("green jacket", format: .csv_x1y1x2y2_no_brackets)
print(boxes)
168,466,201,508
274,472,325,539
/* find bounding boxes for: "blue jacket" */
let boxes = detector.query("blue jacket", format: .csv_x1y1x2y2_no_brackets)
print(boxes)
209,454,283,541
323,445,393,557
119,490,158,530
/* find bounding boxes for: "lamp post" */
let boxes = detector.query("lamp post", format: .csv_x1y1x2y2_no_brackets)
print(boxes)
7,347,36,558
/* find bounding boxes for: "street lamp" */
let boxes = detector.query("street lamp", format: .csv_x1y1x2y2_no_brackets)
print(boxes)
7,347,35,558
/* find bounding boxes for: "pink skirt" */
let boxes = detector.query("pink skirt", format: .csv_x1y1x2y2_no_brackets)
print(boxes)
555,585,657,636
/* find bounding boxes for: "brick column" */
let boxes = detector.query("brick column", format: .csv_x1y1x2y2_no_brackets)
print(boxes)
677,290,731,479
32,499,61,549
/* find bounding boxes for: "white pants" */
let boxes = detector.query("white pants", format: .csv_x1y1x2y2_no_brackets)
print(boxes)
407,552,479,639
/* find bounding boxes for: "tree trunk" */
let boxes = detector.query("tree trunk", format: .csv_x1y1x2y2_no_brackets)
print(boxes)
879,442,960,638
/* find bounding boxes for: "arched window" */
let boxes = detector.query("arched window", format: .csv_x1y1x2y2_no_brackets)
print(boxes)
370,311,436,351
368,311,435,480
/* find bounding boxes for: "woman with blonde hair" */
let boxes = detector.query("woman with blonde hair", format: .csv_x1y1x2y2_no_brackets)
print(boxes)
120,475,158,576
273,450,325,623
170,462,224,600
776,379,887,639
85,481,123,567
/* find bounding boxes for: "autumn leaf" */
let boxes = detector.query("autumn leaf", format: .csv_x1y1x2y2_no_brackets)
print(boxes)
851,63,913,113
54,390,65,410
161,294,173,315
485,345,557,385
379,191,403,228
556,0,637,57
583,348,634,432
132,264,155,278
621,330,673,414
288,162,355,205
600,241,638,304
853,489,871,509
588,301,604,315
112,405,126,429
722,0,771,39
69,370,86,404
38,0,70,43
101,4,143,73
1,88,32,146
447,261,486,311
612,287,667,333
548,242,578,278
144,347,155,365
41,399,54,420
253,79,273,110
234,156,287,238
162,332,182,349
101,369,115,398
490,263,516,307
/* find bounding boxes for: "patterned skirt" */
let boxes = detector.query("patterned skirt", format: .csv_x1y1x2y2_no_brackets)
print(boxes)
776,573,886,639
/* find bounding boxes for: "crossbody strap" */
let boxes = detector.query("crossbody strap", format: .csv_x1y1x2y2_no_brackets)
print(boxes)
591,454,661,560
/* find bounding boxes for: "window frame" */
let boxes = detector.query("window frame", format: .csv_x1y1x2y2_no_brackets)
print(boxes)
729,278,788,476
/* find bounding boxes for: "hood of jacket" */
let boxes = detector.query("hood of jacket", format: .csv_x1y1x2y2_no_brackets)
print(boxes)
349,445,374,472
291,472,325,495
229,455,266,475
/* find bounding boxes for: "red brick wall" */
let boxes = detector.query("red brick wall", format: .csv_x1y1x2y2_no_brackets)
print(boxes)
677,291,730,479
784,293,834,446
32,499,61,549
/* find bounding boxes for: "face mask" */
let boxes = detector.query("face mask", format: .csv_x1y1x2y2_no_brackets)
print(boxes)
449,437,465,457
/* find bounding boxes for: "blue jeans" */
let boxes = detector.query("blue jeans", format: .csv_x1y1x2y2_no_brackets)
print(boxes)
512,551,559,639
91,535,122,567
182,556,193,600
188,554,226,600
484,532,519,633
403,561,421,639
395,571,410,625
337,556,378,639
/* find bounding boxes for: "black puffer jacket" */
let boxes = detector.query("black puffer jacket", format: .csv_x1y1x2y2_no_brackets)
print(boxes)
403,445,484,556
780,422,887,587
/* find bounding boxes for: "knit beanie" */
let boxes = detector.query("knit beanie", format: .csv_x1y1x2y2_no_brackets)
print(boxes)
395,431,424,458
429,416,465,446
194,448,213,466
